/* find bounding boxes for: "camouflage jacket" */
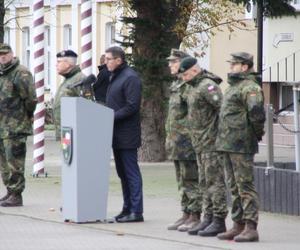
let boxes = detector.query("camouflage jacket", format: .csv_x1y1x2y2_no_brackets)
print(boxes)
183,70,223,153
165,79,196,160
53,66,85,134
216,72,266,154
0,58,37,139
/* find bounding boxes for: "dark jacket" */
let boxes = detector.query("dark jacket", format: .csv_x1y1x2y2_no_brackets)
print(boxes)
106,63,142,149
93,64,110,103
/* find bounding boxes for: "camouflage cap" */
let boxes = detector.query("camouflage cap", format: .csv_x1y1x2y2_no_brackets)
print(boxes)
166,49,189,60
227,52,253,64
0,43,12,54
178,56,197,73
56,50,78,58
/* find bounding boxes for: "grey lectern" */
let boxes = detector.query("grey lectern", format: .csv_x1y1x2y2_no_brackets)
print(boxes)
61,97,114,223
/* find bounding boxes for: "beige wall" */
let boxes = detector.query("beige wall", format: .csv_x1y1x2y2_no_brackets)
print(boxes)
263,16,300,82
209,19,257,90
95,3,116,65
7,2,116,95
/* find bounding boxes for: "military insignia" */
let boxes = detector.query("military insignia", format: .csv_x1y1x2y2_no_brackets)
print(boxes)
213,95,219,101
61,127,73,165
208,85,216,92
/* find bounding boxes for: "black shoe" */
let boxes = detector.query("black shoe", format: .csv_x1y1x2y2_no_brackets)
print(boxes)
115,211,130,220
116,213,144,223
198,217,226,237
188,214,213,235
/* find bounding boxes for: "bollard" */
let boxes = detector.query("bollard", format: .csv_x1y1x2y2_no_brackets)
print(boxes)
293,83,300,172
265,104,274,175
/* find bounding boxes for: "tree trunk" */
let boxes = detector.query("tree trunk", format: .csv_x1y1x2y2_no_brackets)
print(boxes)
124,0,192,161
0,0,5,43
139,94,166,161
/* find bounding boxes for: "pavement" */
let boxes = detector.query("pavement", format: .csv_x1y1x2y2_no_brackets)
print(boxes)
0,131,299,250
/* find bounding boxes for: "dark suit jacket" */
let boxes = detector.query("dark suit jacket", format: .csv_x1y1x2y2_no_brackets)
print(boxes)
106,63,142,149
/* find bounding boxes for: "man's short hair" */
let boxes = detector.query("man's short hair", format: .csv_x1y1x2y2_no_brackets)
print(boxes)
105,46,126,62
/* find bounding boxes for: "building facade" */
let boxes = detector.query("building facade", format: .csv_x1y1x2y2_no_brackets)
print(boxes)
4,0,118,99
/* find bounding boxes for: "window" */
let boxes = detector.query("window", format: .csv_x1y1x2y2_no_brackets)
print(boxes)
63,24,72,49
4,27,10,44
22,27,30,68
105,22,116,48
280,85,293,110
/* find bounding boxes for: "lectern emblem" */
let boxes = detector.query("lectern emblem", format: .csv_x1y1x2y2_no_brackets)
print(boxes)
61,127,73,165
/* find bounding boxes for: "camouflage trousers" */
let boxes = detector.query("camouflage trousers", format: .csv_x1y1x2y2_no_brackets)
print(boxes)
174,160,202,213
0,136,27,194
221,152,259,223
196,152,228,218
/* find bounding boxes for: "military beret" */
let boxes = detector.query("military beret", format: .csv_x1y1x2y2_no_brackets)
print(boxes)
178,56,197,73
227,52,253,64
166,48,189,60
0,43,12,54
56,50,78,58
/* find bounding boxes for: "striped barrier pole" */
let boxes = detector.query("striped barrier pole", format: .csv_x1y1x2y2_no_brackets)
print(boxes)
33,0,46,176
81,0,92,75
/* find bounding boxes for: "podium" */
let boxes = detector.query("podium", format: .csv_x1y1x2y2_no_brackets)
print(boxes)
61,97,114,223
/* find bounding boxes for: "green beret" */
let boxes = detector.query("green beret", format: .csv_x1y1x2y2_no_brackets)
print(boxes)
166,48,189,60
56,50,78,58
0,43,12,54
178,56,197,73
227,52,253,64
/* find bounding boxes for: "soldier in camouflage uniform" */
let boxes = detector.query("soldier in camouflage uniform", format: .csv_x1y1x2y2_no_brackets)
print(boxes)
53,50,86,140
165,49,201,231
216,52,266,242
179,57,228,237
0,44,37,207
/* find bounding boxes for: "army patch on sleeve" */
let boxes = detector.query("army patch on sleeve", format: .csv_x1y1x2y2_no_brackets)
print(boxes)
213,95,219,101
208,85,216,92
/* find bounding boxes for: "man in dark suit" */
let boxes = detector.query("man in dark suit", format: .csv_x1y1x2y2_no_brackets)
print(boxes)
105,46,143,223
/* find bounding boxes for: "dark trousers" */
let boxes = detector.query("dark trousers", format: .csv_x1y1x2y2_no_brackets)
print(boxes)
113,148,143,214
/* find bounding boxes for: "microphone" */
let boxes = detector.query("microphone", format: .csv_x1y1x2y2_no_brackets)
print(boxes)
68,74,97,100
69,74,96,89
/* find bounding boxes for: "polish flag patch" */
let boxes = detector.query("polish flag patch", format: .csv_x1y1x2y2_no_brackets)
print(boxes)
208,85,216,92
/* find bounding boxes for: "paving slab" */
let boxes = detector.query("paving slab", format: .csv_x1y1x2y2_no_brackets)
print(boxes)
0,133,299,250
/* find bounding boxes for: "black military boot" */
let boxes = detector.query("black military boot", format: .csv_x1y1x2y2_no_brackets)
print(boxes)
217,221,245,240
188,214,212,235
0,191,11,202
198,217,226,237
234,220,259,242
0,193,23,207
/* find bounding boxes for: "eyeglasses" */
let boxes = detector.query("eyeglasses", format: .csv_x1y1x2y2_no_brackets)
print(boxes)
105,57,117,61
